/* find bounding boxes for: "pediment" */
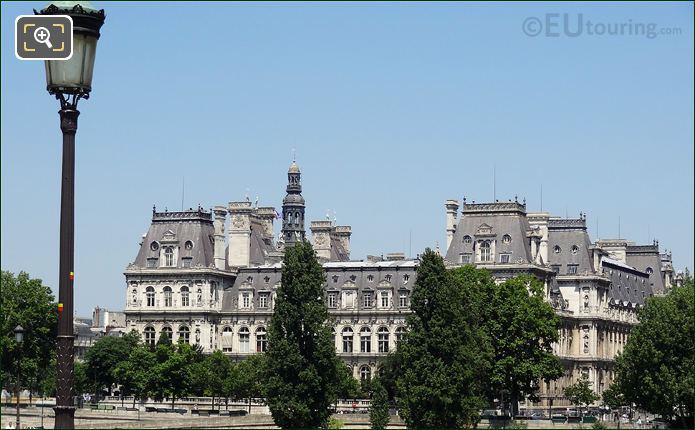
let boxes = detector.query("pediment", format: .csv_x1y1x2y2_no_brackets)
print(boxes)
476,223,493,235
161,229,177,242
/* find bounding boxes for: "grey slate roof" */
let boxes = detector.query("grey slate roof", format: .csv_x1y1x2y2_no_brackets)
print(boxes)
132,208,215,269
445,202,533,264
547,218,595,275
603,258,653,306
626,245,666,295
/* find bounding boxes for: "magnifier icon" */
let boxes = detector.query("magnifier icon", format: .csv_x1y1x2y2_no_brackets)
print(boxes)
33,26,53,49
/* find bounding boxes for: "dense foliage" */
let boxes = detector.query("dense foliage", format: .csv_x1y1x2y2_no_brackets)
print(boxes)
1,271,58,396
397,250,491,428
610,277,694,427
487,275,563,416
563,376,599,417
369,378,390,430
263,241,348,428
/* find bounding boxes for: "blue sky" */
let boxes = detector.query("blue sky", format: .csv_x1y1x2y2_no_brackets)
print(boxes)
1,1,693,316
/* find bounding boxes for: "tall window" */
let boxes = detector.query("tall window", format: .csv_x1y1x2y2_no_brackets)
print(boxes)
568,264,578,275
241,292,251,309
399,291,408,308
480,241,491,262
395,327,407,344
362,292,373,308
160,326,173,343
327,292,337,308
178,325,190,344
164,247,175,266
360,327,371,353
180,286,189,307
222,327,233,352
259,292,269,308
342,327,354,353
163,286,172,307
378,327,390,353
239,327,250,353
256,327,268,352
146,286,155,307
144,326,155,347
380,291,389,308
360,366,371,381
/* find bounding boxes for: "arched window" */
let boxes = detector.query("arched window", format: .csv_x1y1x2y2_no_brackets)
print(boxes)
180,286,189,307
463,235,472,245
164,247,175,266
480,241,491,262
163,286,173,307
160,326,173,343
342,327,354,353
360,365,371,381
378,327,390,353
222,326,233,352
131,289,138,305
256,327,268,352
146,286,155,307
144,326,155,347
360,327,371,353
395,326,407,344
239,327,250,353
178,325,190,344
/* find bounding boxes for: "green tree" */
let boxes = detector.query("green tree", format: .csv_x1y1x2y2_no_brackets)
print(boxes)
611,279,694,427
193,350,230,409
397,249,491,429
369,378,390,430
263,241,345,428
601,383,625,410
113,345,156,407
0,271,57,395
84,331,140,398
156,342,200,408
563,376,599,417
376,351,402,401
488,275,563,417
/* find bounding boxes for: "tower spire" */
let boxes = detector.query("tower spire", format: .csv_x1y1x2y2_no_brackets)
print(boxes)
281,158,305,245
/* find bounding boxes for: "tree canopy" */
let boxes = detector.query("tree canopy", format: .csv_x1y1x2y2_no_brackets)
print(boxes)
0,271,57,393
397,250,491,428
611,278,694,427
263,241,345,429
487,274,563,416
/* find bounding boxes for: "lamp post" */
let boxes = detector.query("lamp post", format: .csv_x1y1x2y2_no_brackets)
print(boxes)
34,2,105,429
14,325,24,430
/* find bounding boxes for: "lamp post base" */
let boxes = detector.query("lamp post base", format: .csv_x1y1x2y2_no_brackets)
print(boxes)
54,405,76,429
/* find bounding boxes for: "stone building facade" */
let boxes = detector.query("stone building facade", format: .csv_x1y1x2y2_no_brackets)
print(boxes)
124,161,676,407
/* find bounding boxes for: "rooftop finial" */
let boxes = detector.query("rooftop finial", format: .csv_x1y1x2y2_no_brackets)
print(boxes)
245,188,250,202
292,147,296,162
326,209,331,220
514,195,518,203
255,196,259,208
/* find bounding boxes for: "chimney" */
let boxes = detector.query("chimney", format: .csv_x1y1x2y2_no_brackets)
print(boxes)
227,201,252,267
332,226,352,259
213,206,227,270
310,220,333,262
255,207,277,240
445,200,459,250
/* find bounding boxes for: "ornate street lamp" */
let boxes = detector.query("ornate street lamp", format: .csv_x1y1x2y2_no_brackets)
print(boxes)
14,325,24,430
34,2,105,428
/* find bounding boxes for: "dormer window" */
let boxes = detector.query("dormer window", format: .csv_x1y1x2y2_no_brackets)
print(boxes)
367,274,374,282
463,235,472,245
480,241,492,262
646,267,653,275
385,274,392,282
403,274,410,283
182,257,192,268
164,247,175,267
571,245,579,255
332,275,339,283
150,241,159,251
502,234,512,244
184,240,194,250
554,245,562,254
